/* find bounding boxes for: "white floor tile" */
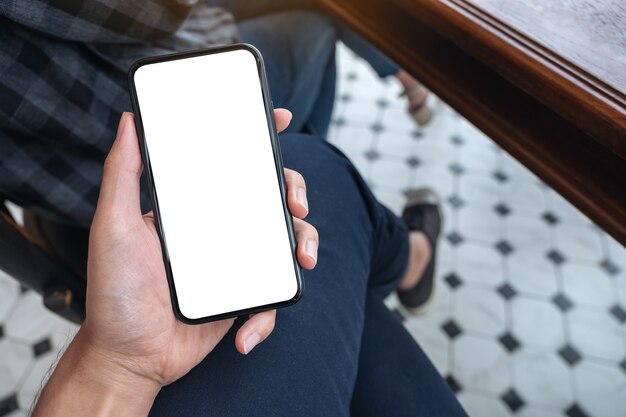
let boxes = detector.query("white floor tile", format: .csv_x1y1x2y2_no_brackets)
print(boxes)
369,159,412,190
332,124,376,154
513,348,574,409
0,339,31,399
562,263,616,309
499,181,548,218
456,242,505,287
568,308,626,362
511,297,565,349
457,391,513,417
457,205,506,245
505,215,553,257
458,143,498,175
4,292,70,344
553,223,604,264
517,406,563,417
0,271,20,323
453,335,511,395
573,361,626,417
454,286,507,337
375,129,419,159
507,249,558,299
546,191,592,226
458,174,502,210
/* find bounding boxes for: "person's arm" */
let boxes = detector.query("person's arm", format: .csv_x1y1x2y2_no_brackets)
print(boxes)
33,329,159,417
2,0,195,43
32,110,318,416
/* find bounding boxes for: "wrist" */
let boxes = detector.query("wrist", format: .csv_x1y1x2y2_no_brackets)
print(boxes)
33,327,161,417
76,327,162,392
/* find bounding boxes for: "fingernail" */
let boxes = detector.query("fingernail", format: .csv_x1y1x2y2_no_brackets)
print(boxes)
296,187,308,212
305,239,317,261
116,113,127,137
243,332,261,354
117,112,133,138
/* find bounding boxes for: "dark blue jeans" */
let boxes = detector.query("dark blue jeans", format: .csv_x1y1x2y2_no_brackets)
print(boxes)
149,135,467,417
238,11,337,139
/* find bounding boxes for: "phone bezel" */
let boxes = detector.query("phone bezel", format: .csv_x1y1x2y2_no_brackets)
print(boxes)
127,44,304,324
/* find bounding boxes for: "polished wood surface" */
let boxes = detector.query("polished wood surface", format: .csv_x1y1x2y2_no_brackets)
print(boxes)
319,0,626,245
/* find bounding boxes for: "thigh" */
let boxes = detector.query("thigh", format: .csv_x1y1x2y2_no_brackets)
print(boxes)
150,134,374,417
237,11,336,133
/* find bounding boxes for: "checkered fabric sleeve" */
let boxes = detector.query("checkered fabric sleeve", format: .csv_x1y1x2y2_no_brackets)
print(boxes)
0,0,197,43
0,2,239,228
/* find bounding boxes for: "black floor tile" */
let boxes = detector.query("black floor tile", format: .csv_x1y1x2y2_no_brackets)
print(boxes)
450,134,464,146
497,283,517,300
370,122,385,133
445,374,462,393
566,403,591,417
558,344,582,366
542,211,560,226
0,394,18,417
446,231,465,246
494,203,511,217
600,259,621,276
609,304,626,324
493,170,508,183
32,337,52,357
441,319,463,339
448,195,465,209
501,388,525,412
499,332,521,353
406,156,420,168
364,149,380,161
546,249,566,265
444,272,463,290
553,293,574,312
448,162,466,176
495,239,515,255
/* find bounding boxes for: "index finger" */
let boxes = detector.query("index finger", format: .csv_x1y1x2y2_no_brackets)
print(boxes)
274,108,292,133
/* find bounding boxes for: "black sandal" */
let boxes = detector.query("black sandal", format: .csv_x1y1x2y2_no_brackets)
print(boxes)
397,188,442,315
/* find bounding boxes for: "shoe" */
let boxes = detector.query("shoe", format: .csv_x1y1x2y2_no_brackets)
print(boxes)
400,85,433,127
397,188,442,315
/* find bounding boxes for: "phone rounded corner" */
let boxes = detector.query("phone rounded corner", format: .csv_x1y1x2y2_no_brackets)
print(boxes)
127,59,147,84
172,304,199,325
289,275,305,305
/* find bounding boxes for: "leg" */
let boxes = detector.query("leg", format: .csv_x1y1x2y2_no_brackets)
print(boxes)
150,134,379,416
150,135,459,416
351,293,468,417
337,25,399,78
237,11,337,136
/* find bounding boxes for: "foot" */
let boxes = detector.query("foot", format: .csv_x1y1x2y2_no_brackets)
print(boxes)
397,188,442,315
396,70,433,127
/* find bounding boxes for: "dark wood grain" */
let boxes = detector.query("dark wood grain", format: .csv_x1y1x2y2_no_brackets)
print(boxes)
469,0,626,93
319,0,626,245
391,0,626,159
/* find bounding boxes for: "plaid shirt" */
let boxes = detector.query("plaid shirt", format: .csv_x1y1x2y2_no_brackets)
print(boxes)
0,0,238,228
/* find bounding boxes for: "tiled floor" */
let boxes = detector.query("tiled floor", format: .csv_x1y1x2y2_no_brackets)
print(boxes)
1,42,625,416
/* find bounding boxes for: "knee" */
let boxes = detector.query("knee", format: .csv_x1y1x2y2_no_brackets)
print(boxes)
273,10,336,48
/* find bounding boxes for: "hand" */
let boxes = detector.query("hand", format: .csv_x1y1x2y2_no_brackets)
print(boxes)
89,109,317,380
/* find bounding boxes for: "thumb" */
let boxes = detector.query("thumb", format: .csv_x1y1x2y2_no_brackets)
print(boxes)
94,112,144,226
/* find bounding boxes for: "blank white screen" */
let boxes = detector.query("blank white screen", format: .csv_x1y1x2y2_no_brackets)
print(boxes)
133,48,298,320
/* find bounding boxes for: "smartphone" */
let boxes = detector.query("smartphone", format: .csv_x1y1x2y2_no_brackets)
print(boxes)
128,44,303,324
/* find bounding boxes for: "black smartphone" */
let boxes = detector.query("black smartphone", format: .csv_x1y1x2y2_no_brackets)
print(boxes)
128,44,303,324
